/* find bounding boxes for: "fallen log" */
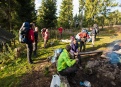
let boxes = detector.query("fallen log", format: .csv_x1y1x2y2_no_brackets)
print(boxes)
79,50,103,55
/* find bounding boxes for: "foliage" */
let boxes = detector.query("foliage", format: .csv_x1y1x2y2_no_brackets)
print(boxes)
37,0,57,29
0,0,36,31
58,0,73,28
78,0,118,28
0,44,15,64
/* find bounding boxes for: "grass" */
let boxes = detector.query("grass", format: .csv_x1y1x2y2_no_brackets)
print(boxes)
0,26,121,87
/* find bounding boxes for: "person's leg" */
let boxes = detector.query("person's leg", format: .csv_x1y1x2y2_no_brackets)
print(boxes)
61,33,62,38
82,41,86,52
59,65,78,76
26,43,33,64
92,35,95,47
44,39,47,48
33,42,37,56
80,41,83,52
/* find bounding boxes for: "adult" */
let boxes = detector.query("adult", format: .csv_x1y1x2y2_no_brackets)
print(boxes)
33,26,38,56
41,28,46,40
79,30,89,52
26,23,35,64
70,39,82,66
57,45,79,78
44,29,49,48
58,27,63,39
91,27,96,47
93,24,99,39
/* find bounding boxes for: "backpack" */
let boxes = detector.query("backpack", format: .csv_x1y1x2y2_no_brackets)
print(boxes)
19,22,30,43
51,48,63,63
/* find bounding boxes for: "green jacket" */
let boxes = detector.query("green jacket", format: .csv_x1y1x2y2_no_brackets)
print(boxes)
57,49,76,71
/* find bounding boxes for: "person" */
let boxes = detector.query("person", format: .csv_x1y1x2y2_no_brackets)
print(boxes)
58,27,63,39
93,24,99,39
70,39,82,66
44,29,49,48
70,36,75,45
41,28,46,40
33,26,38,56
91,27,96,47
57,45,79,78
26,23,35,64
79,30,89,52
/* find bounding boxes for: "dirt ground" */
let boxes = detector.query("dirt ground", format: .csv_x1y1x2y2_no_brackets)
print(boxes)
19,53,121,87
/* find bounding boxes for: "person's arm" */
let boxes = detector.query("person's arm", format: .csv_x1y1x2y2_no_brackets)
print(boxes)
63,53,76,67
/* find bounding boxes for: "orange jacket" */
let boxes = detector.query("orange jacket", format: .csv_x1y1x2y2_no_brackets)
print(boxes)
79,32,89,39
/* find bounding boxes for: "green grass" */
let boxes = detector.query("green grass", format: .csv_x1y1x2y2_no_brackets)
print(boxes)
0,27,121,87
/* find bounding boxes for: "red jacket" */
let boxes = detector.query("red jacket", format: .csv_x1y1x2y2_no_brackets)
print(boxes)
58,27,63,34
28,29,34,43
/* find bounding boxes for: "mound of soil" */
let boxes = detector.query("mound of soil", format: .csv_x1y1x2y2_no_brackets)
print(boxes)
70,56,121,87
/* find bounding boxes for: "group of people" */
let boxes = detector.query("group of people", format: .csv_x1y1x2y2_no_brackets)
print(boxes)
56,24,99,83
20,22,38,64
74,24,99,52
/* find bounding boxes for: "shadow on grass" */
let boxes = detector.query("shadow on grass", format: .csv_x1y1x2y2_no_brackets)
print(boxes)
87,42,110,51
0,74,20,87
95,37,103,41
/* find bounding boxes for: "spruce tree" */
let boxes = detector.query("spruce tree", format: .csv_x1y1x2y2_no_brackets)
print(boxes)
37,0,57,28
58,0,73,29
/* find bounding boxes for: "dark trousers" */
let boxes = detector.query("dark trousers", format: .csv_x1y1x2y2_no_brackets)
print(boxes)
59,65,78,77
60,33,62,39
26,43,33,63
33,42,37,56
80,41,86,52
76,54,82,66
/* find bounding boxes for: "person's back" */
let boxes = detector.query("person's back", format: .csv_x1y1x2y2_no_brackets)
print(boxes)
26,23,35,64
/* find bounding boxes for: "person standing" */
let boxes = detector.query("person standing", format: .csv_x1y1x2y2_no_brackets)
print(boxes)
58,27,63,39
91,27,96,47
41,28,46,40
33,26,38,56
79,30,89,52
93,24,99,39
26,23,35,64
44,29,49,48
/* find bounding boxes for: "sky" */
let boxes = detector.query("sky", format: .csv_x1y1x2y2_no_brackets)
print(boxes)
35,0,121,16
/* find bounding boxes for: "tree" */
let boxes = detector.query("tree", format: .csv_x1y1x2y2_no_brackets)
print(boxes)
98,0,117,29
79,0,85,28
58,0,73,28
37,0,57,28
0,0,36,31
16,0,36,23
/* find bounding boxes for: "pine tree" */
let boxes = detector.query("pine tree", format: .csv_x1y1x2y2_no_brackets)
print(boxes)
58,0,73,29
37,0,57,28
